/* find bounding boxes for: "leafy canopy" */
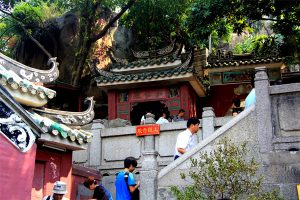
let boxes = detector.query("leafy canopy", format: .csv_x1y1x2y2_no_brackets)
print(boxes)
121,0,192,50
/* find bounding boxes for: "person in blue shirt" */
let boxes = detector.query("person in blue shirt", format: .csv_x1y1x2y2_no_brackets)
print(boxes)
245,75,256,109
245,88,256,109
115,157,140,200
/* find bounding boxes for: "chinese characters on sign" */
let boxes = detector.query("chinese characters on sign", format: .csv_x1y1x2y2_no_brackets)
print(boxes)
136,124,160,136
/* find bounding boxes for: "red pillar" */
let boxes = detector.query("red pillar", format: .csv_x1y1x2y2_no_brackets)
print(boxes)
180,83,190,119
108,90,117,120
60,152,72,200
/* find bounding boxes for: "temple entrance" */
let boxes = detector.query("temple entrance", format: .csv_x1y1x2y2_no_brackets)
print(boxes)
131,101,168,125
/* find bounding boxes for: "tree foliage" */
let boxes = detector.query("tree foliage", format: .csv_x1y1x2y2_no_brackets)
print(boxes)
121,0,192,50
171,139,283,200
185,0,300,56
120,0,300,57
233,34,283,57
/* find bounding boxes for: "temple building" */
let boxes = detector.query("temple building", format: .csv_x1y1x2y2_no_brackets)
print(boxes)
95,44,285,122
95,43,207,125
0,53,95,200
203,49,284,116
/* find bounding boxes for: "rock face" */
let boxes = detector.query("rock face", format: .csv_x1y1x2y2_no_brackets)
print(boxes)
15,11,134,85
15,12,79,84
111,26,133,59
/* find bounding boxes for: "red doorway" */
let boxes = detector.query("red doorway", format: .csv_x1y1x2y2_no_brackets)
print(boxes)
130,101,168,125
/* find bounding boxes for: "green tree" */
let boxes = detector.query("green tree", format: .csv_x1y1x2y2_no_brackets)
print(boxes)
184,0,300,57
171,139,283,200
121,0,192,50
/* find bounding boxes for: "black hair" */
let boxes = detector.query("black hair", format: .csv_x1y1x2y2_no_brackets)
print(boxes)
124,157,137,168
83,176,97,188
178,109,185,114
187,117,200,128
233,98,241,107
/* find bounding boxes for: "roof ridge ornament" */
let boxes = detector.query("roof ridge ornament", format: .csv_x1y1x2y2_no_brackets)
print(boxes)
32,97,95,126
0,52,59,83
109,50,129,65
131,41,176,59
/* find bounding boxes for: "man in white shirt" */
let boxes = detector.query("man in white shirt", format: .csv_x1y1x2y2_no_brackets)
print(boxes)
156,112,169,125
174,117,200,160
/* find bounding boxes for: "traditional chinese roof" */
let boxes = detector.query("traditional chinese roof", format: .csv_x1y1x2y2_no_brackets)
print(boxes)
0,64,56,107
204,50,284,71
96,53,192,84
109,54,180,71
96,47,206,96
0,54,94,151
33,97,95,126
0,52,59,83
29,111,93,144
131,41,176,59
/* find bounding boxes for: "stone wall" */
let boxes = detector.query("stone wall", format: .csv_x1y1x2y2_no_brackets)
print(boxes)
157,67,300,200
74,115,232,173
157,106,258,199
73,112,232,199
74,67,300,200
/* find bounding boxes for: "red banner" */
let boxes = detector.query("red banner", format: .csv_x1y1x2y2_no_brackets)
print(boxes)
136,124,160,136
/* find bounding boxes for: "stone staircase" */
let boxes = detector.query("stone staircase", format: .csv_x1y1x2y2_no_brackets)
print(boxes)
157,105,257,199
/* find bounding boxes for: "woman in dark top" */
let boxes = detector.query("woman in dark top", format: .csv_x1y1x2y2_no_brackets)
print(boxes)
83,176,113,200
232,98,243,116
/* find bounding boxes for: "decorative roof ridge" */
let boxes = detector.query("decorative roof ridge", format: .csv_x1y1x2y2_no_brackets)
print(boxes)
95,52,193,84
0,52,59,83
131,41,176,59
0,65,56,101
108,50,128,65
109,54,181,70
95,67,123,78
29,111,93,144
32,96,95,126
207,49,281,64
205,57,283,69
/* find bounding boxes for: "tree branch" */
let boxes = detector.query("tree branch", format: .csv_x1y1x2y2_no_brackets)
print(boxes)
90,0,137,43
260,17,278,22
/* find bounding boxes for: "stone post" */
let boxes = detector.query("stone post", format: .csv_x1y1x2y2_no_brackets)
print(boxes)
140,117,158,200
255,67,273,153
202,107,215,139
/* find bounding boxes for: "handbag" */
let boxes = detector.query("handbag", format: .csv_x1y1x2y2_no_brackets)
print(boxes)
124,172,140,200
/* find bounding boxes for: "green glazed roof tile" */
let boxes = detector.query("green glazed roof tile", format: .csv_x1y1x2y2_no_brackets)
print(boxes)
205,57,283,69
29,111,93,144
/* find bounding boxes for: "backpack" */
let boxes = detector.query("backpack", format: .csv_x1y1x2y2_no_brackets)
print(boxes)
124,172,140,200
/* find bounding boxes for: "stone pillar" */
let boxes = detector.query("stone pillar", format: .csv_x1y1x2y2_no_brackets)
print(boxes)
255,67,273,153
140,119,158,200
88,120,105,167
202,107,215,139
